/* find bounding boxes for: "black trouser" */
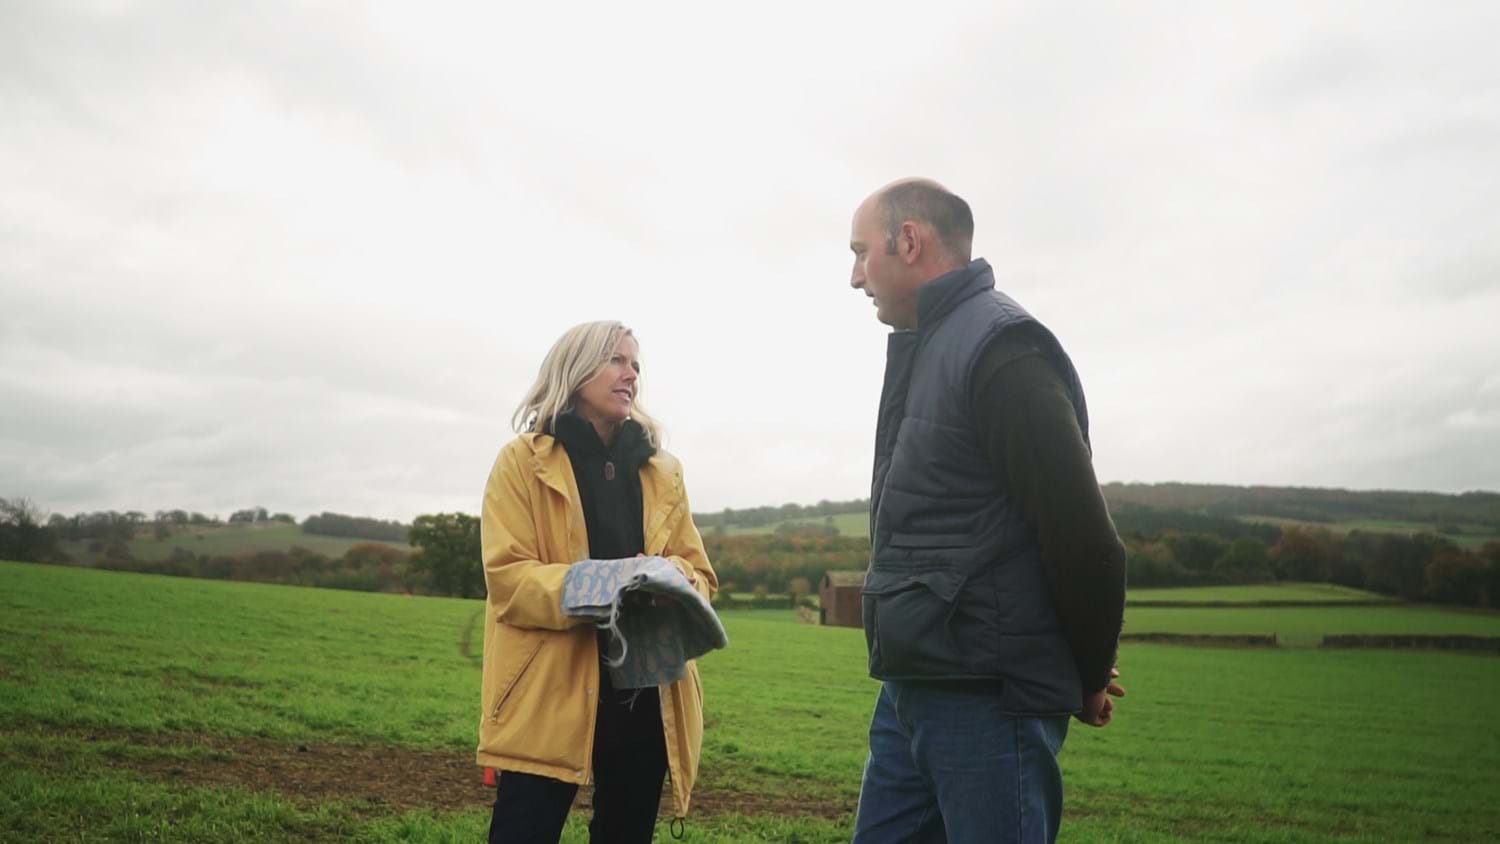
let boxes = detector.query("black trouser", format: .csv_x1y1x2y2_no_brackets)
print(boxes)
489,670,668,844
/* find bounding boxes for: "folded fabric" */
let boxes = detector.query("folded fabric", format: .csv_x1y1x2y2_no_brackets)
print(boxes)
561,555,728,689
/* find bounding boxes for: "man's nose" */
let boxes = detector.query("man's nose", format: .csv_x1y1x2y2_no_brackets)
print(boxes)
851,270,865,289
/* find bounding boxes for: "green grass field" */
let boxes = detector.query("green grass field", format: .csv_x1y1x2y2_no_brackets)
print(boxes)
1127,583,1389,603
4,561,1499,841
713,511,870,539
1127,604,1500,647
57,522,413,563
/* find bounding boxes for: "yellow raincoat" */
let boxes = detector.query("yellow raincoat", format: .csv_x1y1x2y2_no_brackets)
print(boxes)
475,433,718,820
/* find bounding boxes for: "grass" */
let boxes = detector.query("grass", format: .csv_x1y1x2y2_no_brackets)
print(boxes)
1127,583,1390,603
4,561,1499,841
1126,604,1500,647
712,511,870,539
0,765,848,844
0,766,367,842
0,561,472,746
57,522,412,563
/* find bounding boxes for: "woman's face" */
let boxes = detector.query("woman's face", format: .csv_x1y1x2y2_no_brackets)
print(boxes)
573,334,640,435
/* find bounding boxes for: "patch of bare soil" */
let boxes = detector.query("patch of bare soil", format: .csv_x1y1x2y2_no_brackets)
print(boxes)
45,729,849,820
686,788,852,820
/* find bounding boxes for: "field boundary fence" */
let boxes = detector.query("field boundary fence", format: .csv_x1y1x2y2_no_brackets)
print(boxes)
1320,634,1500,652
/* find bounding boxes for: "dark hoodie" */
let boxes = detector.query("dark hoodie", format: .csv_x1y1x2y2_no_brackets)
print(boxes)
552,412,657,560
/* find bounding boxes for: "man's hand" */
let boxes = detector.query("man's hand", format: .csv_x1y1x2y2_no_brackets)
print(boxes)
1075,667,1126,727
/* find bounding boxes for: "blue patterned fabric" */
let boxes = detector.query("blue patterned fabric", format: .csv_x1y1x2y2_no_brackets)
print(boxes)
560,556,728,689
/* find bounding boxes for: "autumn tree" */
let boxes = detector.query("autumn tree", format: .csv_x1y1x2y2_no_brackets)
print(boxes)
1423,552,1486,606
1164,532,1227,574
409,513,482,598
0,497,56,562
1271,526,1340,583
1216,538,1272,581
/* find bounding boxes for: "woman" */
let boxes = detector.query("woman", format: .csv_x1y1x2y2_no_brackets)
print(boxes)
478,320,718,844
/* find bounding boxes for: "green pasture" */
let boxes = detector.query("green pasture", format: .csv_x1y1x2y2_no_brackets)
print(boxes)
0,561,471,747
1127,583,1388,603
3,561,1499,842
713,511,870,539
58,522,412,563
1127,604,1500,647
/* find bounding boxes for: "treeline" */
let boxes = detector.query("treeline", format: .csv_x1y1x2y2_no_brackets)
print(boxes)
19,501,409,548
1,497,465,597
1111,506,1279,544
1,498,160,560
698,485,1500,535
0,496,355,587
694,498,869,530
5,494,870,603
92,542,422,594
301,512,410,543
1103,482,1500,530
703,532,869,596
697,505,1500,610
227,507,296,524
1,499,57,563
10,495,1500,609
1121,522,1500,608
14,503,406,554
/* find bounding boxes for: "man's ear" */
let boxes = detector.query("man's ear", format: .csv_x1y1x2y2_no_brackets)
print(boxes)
899,221,923,265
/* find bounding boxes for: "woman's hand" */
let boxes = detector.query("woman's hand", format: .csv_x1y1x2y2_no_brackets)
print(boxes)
634,552,698,586
634,553,694,605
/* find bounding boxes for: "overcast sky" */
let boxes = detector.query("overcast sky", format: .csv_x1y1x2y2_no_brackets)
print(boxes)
3,1,1498,522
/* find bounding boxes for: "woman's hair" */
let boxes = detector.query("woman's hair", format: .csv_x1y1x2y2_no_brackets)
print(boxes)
511,320,661,445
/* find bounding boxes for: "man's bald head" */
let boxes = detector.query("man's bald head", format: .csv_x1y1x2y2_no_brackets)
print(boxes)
875,179,974,262
849,178,977,329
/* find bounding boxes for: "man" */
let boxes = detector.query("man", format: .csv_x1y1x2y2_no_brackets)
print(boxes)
848,179,1127,844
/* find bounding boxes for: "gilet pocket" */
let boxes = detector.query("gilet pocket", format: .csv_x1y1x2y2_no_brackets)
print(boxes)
862,568,965,675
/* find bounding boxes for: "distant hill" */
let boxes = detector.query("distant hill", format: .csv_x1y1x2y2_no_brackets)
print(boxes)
301,512,410,543
58,522,412,565
1100,483,1500,528
697,483,1500,547
693,498,869,532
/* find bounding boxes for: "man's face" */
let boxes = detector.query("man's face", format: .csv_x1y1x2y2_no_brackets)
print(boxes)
849,198,918,329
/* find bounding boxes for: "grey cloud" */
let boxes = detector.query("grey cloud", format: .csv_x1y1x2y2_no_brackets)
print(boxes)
2,3,448,155
1249,36,1381,108
1,331,497,521
4,2,1499,522
1405,250,1500,302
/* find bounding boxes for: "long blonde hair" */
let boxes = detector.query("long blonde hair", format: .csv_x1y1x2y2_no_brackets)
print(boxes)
512,320,662,446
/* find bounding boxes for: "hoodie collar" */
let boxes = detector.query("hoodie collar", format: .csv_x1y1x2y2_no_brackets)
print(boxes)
525,418,657,496
552,413,655,465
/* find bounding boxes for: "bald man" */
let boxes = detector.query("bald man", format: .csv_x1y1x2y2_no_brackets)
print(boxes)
847,180,1126,844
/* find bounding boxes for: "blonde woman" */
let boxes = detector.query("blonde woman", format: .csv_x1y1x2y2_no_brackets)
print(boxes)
478,320,718,843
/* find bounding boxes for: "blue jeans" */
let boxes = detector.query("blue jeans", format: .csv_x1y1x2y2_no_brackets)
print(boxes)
852,681,1069,844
